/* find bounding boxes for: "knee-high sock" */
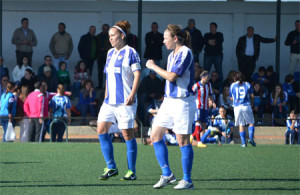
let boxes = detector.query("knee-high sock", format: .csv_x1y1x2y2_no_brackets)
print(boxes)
192,123,201,142
125,138,137,173
206,137,217,143
153,139,172,176
98,133,116,169
248,126,255,140
201,129,211,143
239,131,246,145
180,144,193,183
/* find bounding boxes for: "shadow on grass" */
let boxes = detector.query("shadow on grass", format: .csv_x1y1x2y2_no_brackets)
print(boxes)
0,181,59,184
0,162,43,165
194,178,300,182
0,183,153,188
200,187,300,191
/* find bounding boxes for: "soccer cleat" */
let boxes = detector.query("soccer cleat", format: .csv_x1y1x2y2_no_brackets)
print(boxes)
214,135,221,146
153,173,177,189
248,139,256,147
121,170,137,180
98,168,118,180
241,144,247,148
190,135,194,144
174,180,194,190
197,142,207,148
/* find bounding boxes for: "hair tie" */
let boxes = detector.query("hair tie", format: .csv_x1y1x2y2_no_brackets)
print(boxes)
113,25,126,37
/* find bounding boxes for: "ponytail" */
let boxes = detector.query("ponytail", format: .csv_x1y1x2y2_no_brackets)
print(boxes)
166,24,191,48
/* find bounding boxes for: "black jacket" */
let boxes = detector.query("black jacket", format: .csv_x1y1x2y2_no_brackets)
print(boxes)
144,31,164,60
184,27,204,54
78,32,96,61
236,34,275,61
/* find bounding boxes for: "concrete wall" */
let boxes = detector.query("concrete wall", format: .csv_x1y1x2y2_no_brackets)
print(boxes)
2,0,299,83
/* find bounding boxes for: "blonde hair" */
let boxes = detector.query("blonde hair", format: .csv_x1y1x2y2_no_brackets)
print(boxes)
166,24,191,48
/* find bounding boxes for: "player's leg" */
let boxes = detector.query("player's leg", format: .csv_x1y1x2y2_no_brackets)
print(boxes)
239,125,247,147
197,111,208,147
246,105,256,146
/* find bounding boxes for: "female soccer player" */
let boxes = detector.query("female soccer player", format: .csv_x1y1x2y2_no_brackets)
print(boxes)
229,71,256,147
146,24,196,190
97,20,141,180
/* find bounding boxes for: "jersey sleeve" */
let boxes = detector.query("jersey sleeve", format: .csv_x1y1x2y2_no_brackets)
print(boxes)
129,49,141,72
171,50,192,76
192,83,199,93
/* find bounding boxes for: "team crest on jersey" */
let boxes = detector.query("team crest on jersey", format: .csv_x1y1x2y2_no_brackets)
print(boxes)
118,55,123,61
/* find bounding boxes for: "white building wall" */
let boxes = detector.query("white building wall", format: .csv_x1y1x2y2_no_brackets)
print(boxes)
2,0,300,83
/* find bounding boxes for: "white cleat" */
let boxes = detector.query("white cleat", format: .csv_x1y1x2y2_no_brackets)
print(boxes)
174,180,194,190
214,135,221,146
153,173,177,189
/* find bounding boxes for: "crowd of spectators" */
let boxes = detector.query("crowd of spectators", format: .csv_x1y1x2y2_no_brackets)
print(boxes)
0,17,299,144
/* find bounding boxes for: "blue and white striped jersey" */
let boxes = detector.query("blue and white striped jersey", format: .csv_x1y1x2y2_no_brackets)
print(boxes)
165,46,194,98
286,117,300,130
212,115,234,132
104,45,141,104
229,81,253,107
49,95,71,117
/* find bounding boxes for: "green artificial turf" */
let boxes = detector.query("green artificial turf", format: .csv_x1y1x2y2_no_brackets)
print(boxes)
0,143,299,194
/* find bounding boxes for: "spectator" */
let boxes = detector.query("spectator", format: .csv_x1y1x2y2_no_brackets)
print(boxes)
147,93,164,127
96,24,111,89
19,69,37,93
49,84,71,142
126,25,138,51
23,81,45,142
0,82,17,142
222,70,236,91
73,60,90,98
270,83,288,126
78,25,97,75
209,71,222,101
194,62,202,82
285,20,300,74
37,55,57,77
16,85,29,142
252,81,267,125
203,22,224,82
144,22,164,68
76,80,96,125
57,61,71,91
0,75,9,99
49,22,73,70
11,17,37,66
218,85,233,117
251,66,267,86
12,56,32,85
283,74,300,112
265,65,279,93
285,110,299,145
236,26,276,82
208,98,219,126
184,18,204,63
0,56,9,80
38,66,59,92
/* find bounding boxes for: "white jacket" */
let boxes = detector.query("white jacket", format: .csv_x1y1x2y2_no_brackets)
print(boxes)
12,65,32,82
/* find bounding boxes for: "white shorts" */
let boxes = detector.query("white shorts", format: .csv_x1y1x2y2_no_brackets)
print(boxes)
152,96,196,135
97,102,137,130
234,105,255,126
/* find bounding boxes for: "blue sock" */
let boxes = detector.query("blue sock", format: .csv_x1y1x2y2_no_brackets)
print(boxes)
207,137,216,143
98,134,116,169
201,129,211,143
153,139,172,176
180,144,193,183
248,126,255,140
125,138,137,173
239,131,246,145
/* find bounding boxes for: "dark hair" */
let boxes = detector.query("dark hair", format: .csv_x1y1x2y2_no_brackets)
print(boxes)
222,85,230,102
295,20,300,24
59,61,67,70
219,105,226,111
285,74,294,83
166,24,191,48
210,22,217,28
6,82,15,94
234,71,245,84
84,79,94,88
200,70,209,79
152,22,158,26
272,83,284,100
102,24,109,28
247,26,254,31
253,81,263,98
21,18,28,23
113,20,131,38
57,84,65,95
34,81,41,90
258,66,266,73
19,56,29,68
44,55,52,60
75,60,87,72
25,68,33,75
58,22,66,29
266,65,274,72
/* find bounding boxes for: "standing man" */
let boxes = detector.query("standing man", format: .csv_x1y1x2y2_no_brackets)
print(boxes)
49,22,73,70
236,26,276,82
96,24,111,89
203,22,224,82
144,22,164,68
285,20,300,74
11,18,37,66
184,18,204,63
78,25,97,75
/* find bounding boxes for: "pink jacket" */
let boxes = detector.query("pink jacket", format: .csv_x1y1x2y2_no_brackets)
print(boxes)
23,89,44,118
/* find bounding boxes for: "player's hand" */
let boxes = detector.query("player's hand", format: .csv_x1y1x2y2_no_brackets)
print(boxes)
66,91,72,96
125,94,134,105
146,59,155,70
